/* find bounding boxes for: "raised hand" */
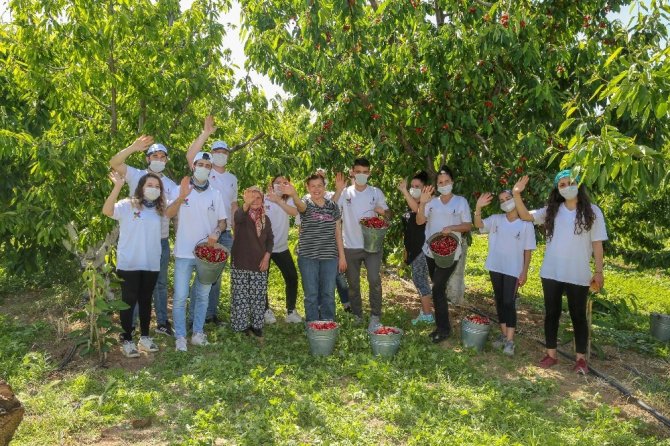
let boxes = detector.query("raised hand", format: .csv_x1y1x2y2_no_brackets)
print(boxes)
109,170,125,186
266,183,280,203
476,192,493,210
203,115,217,136
179,176,193,199
397,179,407,192
419,185,435,204
282,181,298,197
334,172,346,192
512,175,529,195
131,135,154,153
243,188,258,205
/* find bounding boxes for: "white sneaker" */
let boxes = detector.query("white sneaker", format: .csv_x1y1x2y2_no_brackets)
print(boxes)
138,336,159,352
285,310,303,324
264,308,277,324
121,341,140,358
175,337,188,352
367,315,382,333
191,332,209,346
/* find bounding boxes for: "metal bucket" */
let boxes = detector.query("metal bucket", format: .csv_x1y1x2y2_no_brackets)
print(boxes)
650,313,670,342
193,242,229,285
306,322,339,356
461,319,491,351
361,225,388,253
369,328,403,357
427,233,459,268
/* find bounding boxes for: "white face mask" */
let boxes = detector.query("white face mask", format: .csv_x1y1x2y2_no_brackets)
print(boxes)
211,153,228,167
437,184,453,195
354,173,369,186
144,187,161,201
559,185,579,200
148,160,165,173
193,166,211,182
500,200,516,213
409,188,422,199
273,184,283,195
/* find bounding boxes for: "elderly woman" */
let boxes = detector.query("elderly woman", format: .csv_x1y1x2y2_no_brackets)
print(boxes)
103,171,164,358
230,187,274,338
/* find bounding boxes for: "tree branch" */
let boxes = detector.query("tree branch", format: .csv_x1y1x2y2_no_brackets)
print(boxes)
230,132,267,153
434,0,445,26
474,0,493,8
166,95,194,137
369,0,378,10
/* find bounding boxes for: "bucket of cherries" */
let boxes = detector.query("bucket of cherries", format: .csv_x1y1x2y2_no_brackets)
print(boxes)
193,241,229,285
427,232,460,268
359,216,389,253
461,314,491,352
369,326,403,357
306,321,339,356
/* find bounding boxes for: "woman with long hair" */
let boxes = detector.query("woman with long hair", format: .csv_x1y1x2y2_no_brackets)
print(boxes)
512,171,607,373
103,171,165,357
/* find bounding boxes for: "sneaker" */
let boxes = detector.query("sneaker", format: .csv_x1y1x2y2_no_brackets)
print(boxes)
205,315,225,327
175,337,188,352
249,327,263,338
411,312,435,326
538,355,558,369
573,358,589,375
503,340,515,356
285,310,303,324
155,322,174,337
138,336,159,353
367,315,382,333
264,309,277,324
491,334,506,350
191,332,209,346
343,303,352,313
121,341,140,358
429,330,450,343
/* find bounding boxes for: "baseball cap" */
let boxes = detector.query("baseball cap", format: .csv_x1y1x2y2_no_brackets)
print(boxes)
147,143,168,155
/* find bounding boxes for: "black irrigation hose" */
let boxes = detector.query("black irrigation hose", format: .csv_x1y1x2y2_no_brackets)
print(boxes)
460,305,670,430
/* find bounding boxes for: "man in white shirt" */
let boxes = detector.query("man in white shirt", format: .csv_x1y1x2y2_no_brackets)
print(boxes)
186,116,239,326
166,152,227,352
336,158,389,331
109,136,178,337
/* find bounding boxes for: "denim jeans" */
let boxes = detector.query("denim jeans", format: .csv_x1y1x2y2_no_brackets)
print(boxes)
152,237,170,325
190,230,233,319
335,272,349,305
298,256,338,322
174,257,212,339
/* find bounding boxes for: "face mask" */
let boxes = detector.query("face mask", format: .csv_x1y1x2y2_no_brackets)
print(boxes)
354,173,369,186
273,184,283,195
148,160,165,173
193,166,211,182
437,184,453,195
500,200,516,213
559,185,579,200
409,188,422,199
144,187,161,201
211,153,228,167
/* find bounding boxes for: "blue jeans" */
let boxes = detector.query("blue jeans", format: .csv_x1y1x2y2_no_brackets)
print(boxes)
336,272,349,305
174,257,212,339
190,230,233,319
152,237,170,325
298,256,338,322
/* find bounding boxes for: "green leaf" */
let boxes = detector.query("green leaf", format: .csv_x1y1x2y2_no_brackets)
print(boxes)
556,118,575,136
604,47,624,68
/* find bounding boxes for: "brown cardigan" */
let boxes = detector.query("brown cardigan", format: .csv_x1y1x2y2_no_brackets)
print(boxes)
231,208,274,271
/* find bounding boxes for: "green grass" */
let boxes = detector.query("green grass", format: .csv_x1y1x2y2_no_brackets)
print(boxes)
2,236,670,445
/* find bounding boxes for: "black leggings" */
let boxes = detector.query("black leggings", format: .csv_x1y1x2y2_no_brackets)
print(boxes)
117,269,159,341
542,278,589,354
489,271,518,328
268,250,299,312
426,257,459,334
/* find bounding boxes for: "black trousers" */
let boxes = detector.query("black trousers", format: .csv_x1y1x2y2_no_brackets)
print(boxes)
117,269,159,341
268,250,299,312
542,278,589,354
489,271,518,328
426,257,459,334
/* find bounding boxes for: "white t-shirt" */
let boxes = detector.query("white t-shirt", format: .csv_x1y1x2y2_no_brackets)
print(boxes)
531,204,608,286
209,169,238,226
172,187,227,259
422,195,472,260
112,199,162,271
337,185,389,249
480,213,536,278
125,166,178,239
264,197,296,253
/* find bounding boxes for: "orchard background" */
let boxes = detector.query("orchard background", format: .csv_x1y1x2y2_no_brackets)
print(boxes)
1,0,670,444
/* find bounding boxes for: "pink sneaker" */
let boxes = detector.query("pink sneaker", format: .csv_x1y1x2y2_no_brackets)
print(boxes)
573,358,589,375
538,355,558,369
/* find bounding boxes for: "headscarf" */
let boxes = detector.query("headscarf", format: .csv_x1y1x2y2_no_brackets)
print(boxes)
246,187,265,237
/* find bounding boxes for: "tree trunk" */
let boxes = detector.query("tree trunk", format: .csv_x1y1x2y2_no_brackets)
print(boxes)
0,380,24,445
447,240,468,304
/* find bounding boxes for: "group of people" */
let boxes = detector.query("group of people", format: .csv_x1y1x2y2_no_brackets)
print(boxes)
104,116,607,374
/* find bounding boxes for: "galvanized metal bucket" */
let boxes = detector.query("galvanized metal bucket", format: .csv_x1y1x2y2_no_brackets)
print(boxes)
193,242,229,285
306,322,339,356
361,225,388,253
427,233,460,269
369,328,403,357
461,318,491,351
650,313,670,342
